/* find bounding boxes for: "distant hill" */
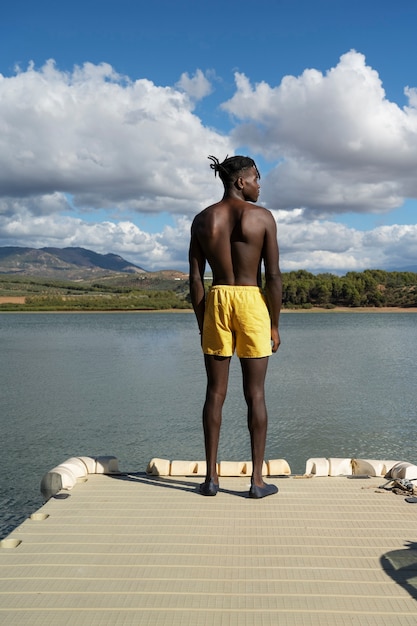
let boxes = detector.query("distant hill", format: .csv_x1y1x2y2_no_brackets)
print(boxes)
0,246,146,278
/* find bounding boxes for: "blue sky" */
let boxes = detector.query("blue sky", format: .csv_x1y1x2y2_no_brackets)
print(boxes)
1,0,417,272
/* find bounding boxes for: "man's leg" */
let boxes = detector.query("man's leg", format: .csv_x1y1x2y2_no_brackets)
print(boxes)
200,354,231,495
240,357,278,498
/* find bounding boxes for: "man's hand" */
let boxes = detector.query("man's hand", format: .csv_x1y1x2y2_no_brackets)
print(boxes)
271,328,281,353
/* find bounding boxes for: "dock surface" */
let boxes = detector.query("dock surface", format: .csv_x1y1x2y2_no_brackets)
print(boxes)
1,472,417,625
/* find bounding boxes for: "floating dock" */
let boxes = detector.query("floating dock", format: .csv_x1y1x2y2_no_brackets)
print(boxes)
1,464,417,625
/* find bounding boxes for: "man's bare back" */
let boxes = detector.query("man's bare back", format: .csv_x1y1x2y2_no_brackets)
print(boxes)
191,197,274,287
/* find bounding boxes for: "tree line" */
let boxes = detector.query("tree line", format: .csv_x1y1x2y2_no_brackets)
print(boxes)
281,269,417,308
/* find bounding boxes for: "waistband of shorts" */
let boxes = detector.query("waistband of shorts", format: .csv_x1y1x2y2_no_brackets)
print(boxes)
208,285,262,293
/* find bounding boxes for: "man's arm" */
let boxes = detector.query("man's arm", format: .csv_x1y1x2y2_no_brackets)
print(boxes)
263,213,282,353
188,222,206,335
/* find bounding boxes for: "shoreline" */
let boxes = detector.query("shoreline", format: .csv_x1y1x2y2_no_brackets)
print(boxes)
1,305,417,314
282,306,417,313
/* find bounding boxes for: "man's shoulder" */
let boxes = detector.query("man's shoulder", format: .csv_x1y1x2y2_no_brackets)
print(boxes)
194,200,222,217
193,199,274,224
244,203,274,221
248,201,271,212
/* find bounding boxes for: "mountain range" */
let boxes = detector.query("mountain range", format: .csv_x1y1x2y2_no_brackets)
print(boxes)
0,246,146,278
1,246,416,280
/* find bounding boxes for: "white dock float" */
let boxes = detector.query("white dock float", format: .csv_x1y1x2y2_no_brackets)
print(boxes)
1,469,417,625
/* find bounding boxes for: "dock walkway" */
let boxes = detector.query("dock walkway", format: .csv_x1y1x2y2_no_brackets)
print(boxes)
1,471,417,625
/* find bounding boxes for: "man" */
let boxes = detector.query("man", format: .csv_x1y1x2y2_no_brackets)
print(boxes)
189,155,282,498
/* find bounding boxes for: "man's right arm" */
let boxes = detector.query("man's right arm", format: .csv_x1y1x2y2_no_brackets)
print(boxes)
263,213,282,352
188,221,206,335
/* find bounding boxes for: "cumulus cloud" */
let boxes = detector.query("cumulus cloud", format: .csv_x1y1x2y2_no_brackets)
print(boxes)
262,161,404,217
2,205,416,273
267,211,417,272
176,69,213,101
0,211,187,271
0,60,230,213
1,54,417,273
223,50,417,217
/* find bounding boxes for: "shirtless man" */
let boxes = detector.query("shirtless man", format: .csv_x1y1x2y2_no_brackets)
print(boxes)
189,155,282,498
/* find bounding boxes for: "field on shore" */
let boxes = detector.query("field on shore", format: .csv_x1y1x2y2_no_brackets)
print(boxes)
0,296,26,304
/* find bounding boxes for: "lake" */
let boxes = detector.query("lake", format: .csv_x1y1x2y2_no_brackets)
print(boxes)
1,310,416,538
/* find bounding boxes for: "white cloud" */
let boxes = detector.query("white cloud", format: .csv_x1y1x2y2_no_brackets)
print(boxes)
223,50,417,216
0,60,230,213
262,160,404,216
0,212,173,270
273,211,368,271
1,207,415,273
363,224,417,268
0,193,71,218
176,69,213,101
0,55,417,273
274,213,417,272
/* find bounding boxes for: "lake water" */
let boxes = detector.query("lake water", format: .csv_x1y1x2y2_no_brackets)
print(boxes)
1,310,416,539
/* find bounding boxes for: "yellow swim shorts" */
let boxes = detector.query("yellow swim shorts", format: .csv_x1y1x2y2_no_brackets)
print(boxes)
202,285,272,358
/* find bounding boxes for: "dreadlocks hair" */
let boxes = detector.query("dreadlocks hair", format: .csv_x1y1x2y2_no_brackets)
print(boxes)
208,155,260,187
